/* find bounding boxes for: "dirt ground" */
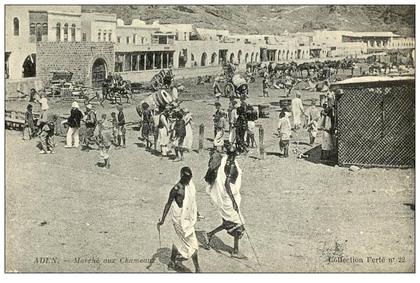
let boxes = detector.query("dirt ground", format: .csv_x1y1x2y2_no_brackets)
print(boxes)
5,71,415,272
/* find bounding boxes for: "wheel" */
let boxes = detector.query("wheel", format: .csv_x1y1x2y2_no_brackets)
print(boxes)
151,74,163,91
224,83,234,98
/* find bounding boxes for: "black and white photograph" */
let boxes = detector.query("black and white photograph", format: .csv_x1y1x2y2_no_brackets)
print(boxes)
2,1,416,274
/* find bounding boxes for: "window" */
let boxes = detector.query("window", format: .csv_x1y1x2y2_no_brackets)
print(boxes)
117,36,121,43
36,23,42,42
56,23,61,41
126,36,130,44
13,18,19,36
82,33,86,42
30,23,35,35
141,37,144,44
42,23,48,35
108,32,112,42
133,34,136,44
63,23,68,42
71,24,76,41
98,29,101,41
103,32,106,42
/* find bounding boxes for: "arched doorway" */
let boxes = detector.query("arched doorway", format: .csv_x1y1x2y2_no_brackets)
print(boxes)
255,52,259,62
22,54,36,78
178,50,187,68
201,52,207,66
92,58,107,88
230,53,235,63
250,52,254,63
211,52,217,65
245,53,249,63
237,50,242,64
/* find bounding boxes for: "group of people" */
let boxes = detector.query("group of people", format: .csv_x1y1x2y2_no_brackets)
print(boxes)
157,146,247,272
24,89,57,154
212,96,257,155
23,89,128,168
102,73,131,104
63,102,127,168
277,90,335,159
139,102,193,162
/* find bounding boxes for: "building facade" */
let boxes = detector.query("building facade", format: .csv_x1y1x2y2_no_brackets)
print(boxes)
5,5,416,86
5,5,82,80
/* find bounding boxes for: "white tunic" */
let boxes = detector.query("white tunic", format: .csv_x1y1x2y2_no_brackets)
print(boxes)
206,155,244,225
171,181,198,258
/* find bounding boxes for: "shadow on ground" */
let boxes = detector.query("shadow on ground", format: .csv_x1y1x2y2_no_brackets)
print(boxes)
303,145,337,167
147,247,192,273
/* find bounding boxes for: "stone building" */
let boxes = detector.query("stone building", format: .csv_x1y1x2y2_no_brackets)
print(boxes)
5,5,82,80
36,42,114,88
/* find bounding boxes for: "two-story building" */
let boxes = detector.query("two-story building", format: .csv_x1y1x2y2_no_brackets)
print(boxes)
5,5,82,80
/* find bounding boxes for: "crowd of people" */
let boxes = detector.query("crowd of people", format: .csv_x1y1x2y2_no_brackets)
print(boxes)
17,69,339,273
23,89,130,168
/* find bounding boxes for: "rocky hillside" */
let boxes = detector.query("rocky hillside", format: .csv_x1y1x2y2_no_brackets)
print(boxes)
82,5,415,36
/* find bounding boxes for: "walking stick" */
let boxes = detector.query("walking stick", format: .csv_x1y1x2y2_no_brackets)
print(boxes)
157,220,165,272
157,221,162,250
236,210,262,269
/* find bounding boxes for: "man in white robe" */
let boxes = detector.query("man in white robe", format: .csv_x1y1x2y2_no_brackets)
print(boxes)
157,167,201,272
203,148,247,259
305,100,320,145
291,92,305,130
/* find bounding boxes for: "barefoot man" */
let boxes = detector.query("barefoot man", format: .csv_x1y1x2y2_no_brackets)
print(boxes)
157,167,201,272
204,147,247,259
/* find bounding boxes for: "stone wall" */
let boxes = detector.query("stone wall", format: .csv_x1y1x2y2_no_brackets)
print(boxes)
36,42,114,86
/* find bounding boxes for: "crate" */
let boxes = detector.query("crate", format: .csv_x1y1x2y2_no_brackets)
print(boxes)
331,76,415,168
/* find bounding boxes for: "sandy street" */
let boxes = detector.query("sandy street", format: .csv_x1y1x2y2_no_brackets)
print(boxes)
5,76,415,272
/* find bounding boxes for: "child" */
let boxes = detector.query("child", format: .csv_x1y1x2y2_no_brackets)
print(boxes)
305,100,319,145
24,104,35,140
39,115,58,154
141,103,154,150
246,120,256,148
172,111,187,162
277,109,291,158
97,113,113,169
213,111,226,152
116,105,126,148
110,112,118,144
213,102,222,138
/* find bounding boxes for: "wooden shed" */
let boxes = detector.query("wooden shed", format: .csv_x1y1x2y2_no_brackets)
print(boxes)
330,76,415,168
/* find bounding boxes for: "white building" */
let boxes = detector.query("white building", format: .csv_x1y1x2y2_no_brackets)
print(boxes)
5,5,82,79
81,12,117,42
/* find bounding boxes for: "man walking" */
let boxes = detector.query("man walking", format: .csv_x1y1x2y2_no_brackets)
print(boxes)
291,92,305,130
213,102,222,138
204,147,247,259
83,104,97,149
235,97,248,153
305,100,319,145
278,109,292,158
157,167,201,272
65,102,83,148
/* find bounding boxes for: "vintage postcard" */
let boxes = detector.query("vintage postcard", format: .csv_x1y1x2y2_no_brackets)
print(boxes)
4,3,415,273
